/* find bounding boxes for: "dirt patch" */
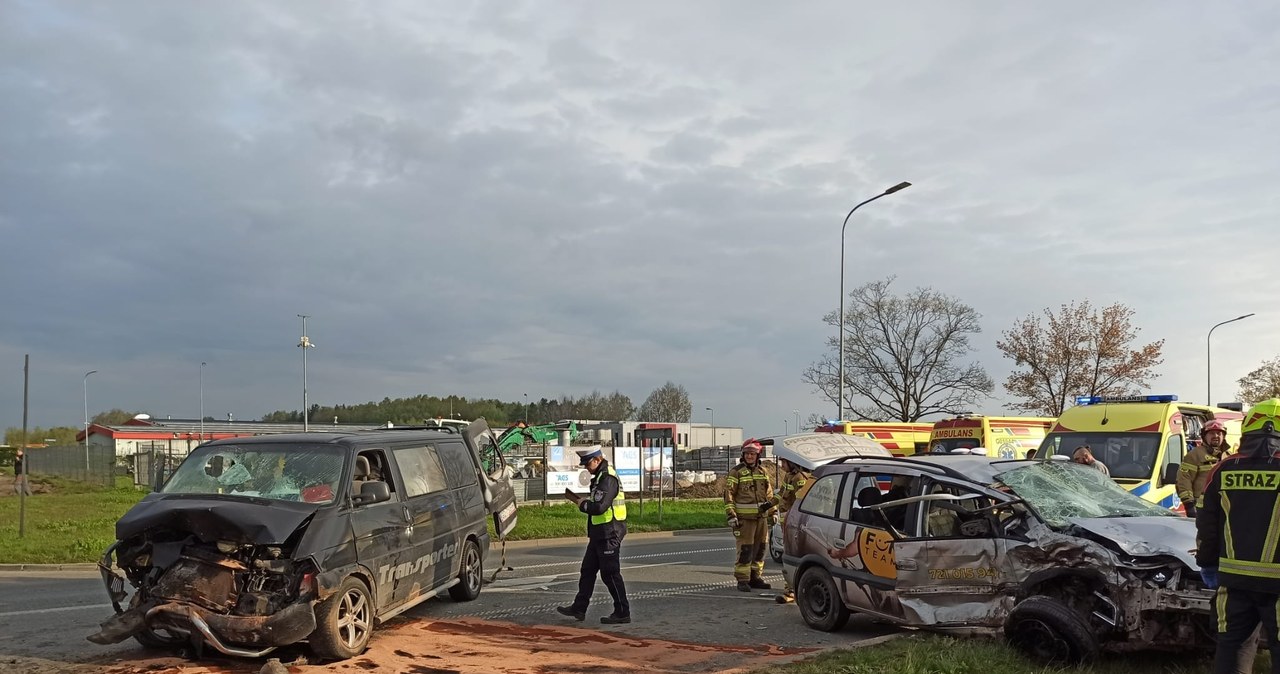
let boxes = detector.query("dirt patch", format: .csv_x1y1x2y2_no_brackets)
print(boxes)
75,617,815,674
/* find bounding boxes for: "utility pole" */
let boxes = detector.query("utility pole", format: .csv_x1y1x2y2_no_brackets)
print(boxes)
297,315,316,431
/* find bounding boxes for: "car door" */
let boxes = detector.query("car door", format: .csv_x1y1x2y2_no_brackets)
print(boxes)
388,444,459,606
829,471,916,621
463,419,518,538
899,477,1010,627
346,448,412,612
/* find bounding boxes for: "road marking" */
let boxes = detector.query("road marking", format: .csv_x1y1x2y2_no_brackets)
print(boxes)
0,603,111,617
514,547,733,571
466,573,784,619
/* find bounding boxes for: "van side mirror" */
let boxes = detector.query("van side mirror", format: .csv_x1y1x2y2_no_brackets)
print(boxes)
353,480,391,505
1162,464,1180,487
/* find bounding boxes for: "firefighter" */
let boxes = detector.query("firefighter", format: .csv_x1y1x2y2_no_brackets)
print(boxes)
1196,398,1280,674
725,438,774,592
556,447,630,624
769,457,811,604
1179,419,1233,518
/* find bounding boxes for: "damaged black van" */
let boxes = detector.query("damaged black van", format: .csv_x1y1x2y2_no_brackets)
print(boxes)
88,420,518,661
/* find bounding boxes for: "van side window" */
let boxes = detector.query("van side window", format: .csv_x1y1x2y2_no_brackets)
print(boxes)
392,446,448,498
799,475,843,518
436,440,480,489
1164,435,1185,472
354,450,395,497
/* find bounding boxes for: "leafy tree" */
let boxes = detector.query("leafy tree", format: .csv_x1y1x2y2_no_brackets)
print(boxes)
576,389,636,421
636,382,692,422
997,301,1164,417
803,276,993,422
3,426,79,446
92,409,144,425
1237,356,1280,405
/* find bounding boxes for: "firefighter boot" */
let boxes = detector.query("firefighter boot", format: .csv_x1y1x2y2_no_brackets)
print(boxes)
774,590,795,604
736,581,751,592
749,576,771,590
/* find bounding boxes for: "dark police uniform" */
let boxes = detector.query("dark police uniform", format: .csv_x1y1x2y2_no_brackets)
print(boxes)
561,454,629,623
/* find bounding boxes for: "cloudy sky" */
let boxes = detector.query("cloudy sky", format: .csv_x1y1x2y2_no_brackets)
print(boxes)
3,1,1278,439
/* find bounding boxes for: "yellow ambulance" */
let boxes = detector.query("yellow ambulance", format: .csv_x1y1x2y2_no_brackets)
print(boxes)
926,415,1055,459
813,421,934,457
1034,394,1244,511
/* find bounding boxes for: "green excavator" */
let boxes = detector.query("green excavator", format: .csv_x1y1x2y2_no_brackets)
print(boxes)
496,420,581,451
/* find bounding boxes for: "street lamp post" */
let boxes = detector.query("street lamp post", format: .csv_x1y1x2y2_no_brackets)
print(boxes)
705,407,714,445
199,361,207,442
83,370,98,472
837,181,912,422
793,409,801,434
784,419,789,435
523,393,529,423
1207,313,1255,406
297,314,316,431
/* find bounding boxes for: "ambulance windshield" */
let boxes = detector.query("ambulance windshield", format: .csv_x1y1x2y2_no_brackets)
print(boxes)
1036,432,1161,480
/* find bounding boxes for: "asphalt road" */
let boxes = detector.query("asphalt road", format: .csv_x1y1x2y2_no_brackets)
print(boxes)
0,530,894,669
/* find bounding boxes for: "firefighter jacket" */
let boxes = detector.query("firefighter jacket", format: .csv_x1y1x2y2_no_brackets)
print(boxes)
1176,443,1232,506
770,468,812,513
1195,451,1280,594
725,461,773,520
579,461,627,540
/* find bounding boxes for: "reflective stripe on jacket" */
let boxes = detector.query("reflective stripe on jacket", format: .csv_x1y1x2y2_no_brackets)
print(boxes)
1177,444,1231,506
583,463,627,527
725,462,773,518
1195,451,1280,594
770,468,811,512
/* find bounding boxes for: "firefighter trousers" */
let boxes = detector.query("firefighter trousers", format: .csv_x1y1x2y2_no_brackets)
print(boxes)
733,516,768,581
1212,586,1278,674
570,531,630,618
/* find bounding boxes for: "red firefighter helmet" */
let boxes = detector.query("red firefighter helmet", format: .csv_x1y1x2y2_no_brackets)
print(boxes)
1202,420,1228,436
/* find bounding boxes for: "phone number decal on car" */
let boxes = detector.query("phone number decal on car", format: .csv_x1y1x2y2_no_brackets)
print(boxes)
928,567,998,580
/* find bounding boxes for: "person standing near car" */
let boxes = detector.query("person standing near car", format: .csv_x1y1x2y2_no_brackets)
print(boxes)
556,447,631,625
725,439,774,592
1178,419,1233,518
1196,399,1280,674
769,457,810,604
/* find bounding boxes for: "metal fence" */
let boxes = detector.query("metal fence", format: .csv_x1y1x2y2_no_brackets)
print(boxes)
22,444,118,488
133,442,193,490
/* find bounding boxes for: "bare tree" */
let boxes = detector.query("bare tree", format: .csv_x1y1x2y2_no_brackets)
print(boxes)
1237,356,1280,405
997,301,1164,417
802,277,993,422
575,390,637,421
636,381,692,422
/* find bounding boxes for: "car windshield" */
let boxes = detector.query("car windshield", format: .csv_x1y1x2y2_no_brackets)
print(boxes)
1036,432,1161,480
162,444,346,504
995,460,1175,527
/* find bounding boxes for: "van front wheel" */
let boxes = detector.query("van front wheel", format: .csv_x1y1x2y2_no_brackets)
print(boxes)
449,539,483,601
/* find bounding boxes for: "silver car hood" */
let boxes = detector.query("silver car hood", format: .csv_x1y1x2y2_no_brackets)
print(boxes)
1066,516,1200,569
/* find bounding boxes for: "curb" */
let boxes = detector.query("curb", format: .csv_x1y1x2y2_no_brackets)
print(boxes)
498,527,731,550
0,563,98,572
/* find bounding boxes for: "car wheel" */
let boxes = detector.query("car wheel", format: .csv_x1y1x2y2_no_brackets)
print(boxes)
449,539,483,602
796,566,849,632
133,625,187,650
1005,595,1099,665
309,576,374,661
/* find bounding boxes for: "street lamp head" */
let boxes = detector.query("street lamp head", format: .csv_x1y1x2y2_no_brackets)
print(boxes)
884,181,912,195
1239,313,1256,320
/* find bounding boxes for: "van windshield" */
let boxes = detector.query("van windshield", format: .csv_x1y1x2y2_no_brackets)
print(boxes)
1036,432,1161,480
163,444,346,504
995,460,1175,527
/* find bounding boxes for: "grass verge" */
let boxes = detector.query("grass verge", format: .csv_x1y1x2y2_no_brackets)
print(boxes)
0,479,725,563
753,633,1268,674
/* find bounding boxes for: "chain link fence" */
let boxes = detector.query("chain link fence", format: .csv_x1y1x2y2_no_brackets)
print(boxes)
21,444,118,488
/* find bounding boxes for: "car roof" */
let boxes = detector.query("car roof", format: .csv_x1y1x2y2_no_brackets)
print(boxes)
821,453,1031,485
202,428,466,449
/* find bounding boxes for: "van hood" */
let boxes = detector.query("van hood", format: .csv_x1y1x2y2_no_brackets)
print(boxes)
1066,516,1200,569
116,494,319,545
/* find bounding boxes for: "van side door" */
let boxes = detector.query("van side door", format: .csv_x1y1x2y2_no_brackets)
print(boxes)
463,419,518,538
388,444,459,606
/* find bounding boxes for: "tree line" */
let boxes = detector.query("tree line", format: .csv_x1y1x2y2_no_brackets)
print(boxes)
804,276,1274,421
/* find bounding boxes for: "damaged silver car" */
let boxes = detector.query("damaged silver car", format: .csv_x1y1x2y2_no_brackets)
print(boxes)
88,421,518,661
780,454,1212,663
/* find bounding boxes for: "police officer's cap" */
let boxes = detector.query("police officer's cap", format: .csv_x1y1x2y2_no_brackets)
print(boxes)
576,447,604,466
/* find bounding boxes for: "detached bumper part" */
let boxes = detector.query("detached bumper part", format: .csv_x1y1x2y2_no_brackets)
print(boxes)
87,601,316,657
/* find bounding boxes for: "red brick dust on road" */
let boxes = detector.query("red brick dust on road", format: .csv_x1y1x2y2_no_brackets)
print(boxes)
87,617,818,674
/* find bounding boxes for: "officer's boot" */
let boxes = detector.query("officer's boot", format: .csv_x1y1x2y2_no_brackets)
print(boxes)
748,575,771,589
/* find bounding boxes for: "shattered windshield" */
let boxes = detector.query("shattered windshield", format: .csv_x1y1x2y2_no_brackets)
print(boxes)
995,460,1175,527
163,444,346,504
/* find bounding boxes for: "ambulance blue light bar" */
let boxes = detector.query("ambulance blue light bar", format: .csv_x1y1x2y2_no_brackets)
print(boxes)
1075,394,1178,406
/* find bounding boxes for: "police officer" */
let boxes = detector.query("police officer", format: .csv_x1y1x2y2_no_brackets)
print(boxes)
770,457,810,604
1179,419,1232,518
725,438,774,592
1196,398,1280,674
556,447,630,624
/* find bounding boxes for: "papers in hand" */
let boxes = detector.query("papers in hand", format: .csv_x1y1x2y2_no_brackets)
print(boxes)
564,488,582,503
